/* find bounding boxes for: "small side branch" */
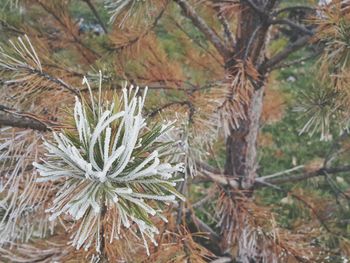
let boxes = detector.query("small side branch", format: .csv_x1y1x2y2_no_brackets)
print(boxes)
0,19,25,35
147,100,193,118
26,67,80,96
196,161,350,188
257,165,350,185
243,0,271,20
82,0,108,34
271,18,314,35
261,35,311,71
275,6,315,16
173,0,230,57
257,179,334,234
170,16,223,66
217,12,235,49
111,5,166,52
0,105,58,131
191,213,220,243
36,0,100,63
269,51,320,70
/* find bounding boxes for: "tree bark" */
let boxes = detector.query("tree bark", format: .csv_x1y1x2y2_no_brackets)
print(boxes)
224,87,265,189
224,0,274,189
0,111,50,131
0,105,59,132
221,3,278,261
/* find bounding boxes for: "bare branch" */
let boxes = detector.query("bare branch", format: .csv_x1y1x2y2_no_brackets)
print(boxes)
261,35,311,71
192,193,213,209
257,180,335,234
257,165,350,185
194,161,240,188
217,12,235,49
195,160,221,174
275,5,315,16
259,165,305,180
173,0,230,57
243,0,268,17
82,0,108,34
186,209,221,249
0,105,58,131
211,257,232,263
244,25,262,59
0,19,24,35
195,161,350,188
270,51,320,70
271,18,314,35
191,213,220,242
170,16,224,66
147,100,193,118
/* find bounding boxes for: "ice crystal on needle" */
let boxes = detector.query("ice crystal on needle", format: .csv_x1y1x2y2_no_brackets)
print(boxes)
33,76,184,254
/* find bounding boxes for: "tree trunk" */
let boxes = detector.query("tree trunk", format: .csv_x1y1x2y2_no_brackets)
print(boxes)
221,2,276,262
224,87,265,189
224,0,275,189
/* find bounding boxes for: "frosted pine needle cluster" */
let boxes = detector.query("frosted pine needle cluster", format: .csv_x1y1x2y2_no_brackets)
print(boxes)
33,77,184,254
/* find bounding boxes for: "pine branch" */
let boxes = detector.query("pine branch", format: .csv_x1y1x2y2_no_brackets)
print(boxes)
32,79,184,254
36,0,100,63
275,5,315,15
0,19,24,35
257,165,350,185
261,35,311,72
170,16,224,66
243,0,270,19
195,162,350,188
257,179,335,235
211,257,232,263
191,213,220,243
271,18,314,35
25,67,80,96
269,51,320,70
110,5,167,51
0,105,56,131
82,0,108,34
0,35,80,96
147,100,193,118
173,0,230,57
217,12,235,49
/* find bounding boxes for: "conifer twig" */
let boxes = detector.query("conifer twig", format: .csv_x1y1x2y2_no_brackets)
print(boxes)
36,0,100,63
271,19,314,35
148,101,193,118
217,12,235,49
173,0,230,57
0,105,59,131
82,0,108,34
195,162,350,188
261,35,312,72
110,4,167,52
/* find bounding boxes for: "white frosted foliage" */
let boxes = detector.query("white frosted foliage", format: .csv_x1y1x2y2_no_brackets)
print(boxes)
33,76,184,254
